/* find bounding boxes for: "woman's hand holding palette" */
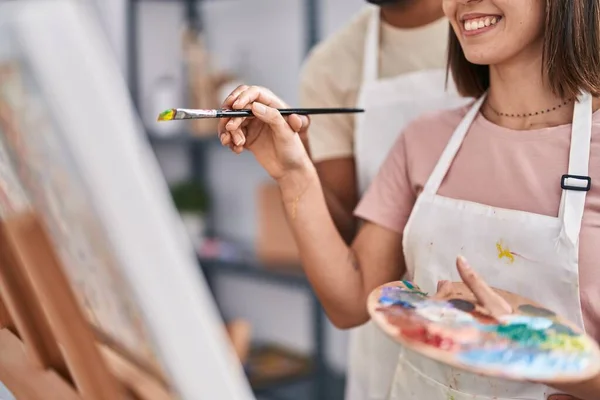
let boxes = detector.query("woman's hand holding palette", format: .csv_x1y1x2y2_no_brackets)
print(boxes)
367,279,600,383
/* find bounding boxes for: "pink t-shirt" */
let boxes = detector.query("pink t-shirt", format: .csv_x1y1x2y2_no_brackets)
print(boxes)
354,104,600,342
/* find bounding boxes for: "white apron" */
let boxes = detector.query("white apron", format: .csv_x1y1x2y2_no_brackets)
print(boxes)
390,91,592,400
347,6,470,400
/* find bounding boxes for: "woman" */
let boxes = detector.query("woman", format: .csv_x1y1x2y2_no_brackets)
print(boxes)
218,0,600,399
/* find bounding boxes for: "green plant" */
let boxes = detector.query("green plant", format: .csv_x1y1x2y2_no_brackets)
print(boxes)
170,180,209,213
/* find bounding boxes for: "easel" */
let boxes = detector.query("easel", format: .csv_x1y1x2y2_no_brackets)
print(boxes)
0,63,251,400
0,211,173,400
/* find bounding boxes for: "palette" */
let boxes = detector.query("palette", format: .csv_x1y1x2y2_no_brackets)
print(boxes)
367,281,600,383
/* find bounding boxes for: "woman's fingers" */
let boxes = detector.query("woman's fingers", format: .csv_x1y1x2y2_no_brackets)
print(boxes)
287,114,310,133
229,128,246,147
456,256,512,317
226,86,288,131
250,102,292,136
221,84,249,108
219,132,231,146
218,84,301,152
233,85,286,109
218,84,249,137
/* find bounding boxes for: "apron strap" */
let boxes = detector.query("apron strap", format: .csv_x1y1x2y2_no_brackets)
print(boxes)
422,94,487,195
361,6,380,85
559,91,593,245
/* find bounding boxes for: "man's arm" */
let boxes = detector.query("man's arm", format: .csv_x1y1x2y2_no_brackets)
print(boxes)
298,116,361,245
298,44,361,243
315,159,359,244
298,123,359,244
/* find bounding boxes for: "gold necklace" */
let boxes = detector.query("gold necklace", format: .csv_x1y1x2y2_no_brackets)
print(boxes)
487,98,574,118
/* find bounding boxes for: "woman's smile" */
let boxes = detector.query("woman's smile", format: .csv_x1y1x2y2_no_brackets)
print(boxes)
460,13,503,37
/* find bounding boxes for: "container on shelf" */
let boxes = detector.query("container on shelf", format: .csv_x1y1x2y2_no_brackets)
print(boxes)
256,182,301,268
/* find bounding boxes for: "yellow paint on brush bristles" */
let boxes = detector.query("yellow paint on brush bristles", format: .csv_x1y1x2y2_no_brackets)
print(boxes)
157,109,176,122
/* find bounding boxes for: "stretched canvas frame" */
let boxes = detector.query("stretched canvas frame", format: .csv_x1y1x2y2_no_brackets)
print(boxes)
0,1,254,399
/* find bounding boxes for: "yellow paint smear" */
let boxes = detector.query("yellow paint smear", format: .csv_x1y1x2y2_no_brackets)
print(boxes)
541,334,587,352
496,241,515,263
157,109,175,122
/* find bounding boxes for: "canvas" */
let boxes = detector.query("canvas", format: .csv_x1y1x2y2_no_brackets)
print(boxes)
0,1,254,399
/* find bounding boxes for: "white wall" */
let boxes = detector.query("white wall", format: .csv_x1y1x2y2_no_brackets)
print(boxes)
93,0,365,374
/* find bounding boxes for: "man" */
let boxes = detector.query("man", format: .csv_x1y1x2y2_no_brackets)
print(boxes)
299,1,471,399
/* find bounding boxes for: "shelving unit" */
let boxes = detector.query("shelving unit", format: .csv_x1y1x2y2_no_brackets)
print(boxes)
125,1,345,399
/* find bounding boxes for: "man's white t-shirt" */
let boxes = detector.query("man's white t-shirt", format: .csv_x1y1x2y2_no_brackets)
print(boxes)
300,7,450,162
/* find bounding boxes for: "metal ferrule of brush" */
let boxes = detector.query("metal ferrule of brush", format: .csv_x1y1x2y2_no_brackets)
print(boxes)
176,109,218,119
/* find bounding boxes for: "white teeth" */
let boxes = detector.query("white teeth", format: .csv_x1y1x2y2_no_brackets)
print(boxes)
463,16,499,31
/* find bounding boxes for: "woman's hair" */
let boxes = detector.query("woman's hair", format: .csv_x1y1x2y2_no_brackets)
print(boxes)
447,0,600,99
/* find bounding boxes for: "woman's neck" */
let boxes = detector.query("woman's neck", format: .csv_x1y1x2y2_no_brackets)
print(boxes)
483,51,576,130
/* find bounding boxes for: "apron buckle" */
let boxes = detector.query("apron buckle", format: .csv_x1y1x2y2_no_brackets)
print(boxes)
561,174,591,191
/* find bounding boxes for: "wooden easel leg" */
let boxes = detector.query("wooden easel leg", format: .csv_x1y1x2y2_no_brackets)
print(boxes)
0,296,14,333
0,218,68,379
0,329,81,400
0,212,127,400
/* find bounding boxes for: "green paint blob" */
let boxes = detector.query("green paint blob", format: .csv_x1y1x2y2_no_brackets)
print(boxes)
495,323,548,347
402,280,415,289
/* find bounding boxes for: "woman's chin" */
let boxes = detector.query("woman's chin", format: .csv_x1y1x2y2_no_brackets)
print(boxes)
462,50,506,67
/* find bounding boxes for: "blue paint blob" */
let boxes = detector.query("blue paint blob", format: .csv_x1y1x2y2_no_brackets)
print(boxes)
378,296,415,309
380,285,427,307
458,348,590,377
500,315,554,330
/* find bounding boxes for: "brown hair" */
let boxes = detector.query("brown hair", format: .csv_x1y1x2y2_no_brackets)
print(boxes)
447,0,600,99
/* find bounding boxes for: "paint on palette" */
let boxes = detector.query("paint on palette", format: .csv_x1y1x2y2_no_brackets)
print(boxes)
402,280,416,289
549,322,577,336
375,281,597,380
498,315,554,330
540,333,589,352
458,348,591,376
448,298,475,312
494,323,548,347
518,304,556,318
469,310,499,325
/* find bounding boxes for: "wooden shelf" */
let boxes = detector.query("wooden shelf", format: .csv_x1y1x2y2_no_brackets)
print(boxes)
246,344,312,391
199,256,307,289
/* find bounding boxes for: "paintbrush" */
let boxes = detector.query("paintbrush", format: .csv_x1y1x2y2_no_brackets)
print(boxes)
157,107,364,121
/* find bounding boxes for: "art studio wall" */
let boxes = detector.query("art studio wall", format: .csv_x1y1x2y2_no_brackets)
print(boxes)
92,0,365,373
